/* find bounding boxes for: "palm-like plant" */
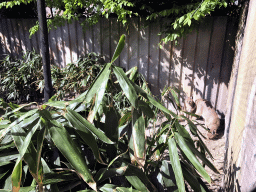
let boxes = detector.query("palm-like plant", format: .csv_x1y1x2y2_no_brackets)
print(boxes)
0,35,218,192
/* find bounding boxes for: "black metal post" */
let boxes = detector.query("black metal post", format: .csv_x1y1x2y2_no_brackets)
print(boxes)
37,0,53,102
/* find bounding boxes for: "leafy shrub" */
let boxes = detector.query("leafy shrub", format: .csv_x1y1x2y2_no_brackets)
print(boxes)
0,51,105,103
37,53,105,100
0,35,218,191
0,51,43,102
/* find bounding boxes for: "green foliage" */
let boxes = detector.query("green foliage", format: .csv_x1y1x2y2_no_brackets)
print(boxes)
0,35,218,191
0,51,105,102
0,50,43,103
38,52,105,100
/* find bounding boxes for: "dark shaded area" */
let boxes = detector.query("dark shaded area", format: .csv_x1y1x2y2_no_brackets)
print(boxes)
0,1,37,18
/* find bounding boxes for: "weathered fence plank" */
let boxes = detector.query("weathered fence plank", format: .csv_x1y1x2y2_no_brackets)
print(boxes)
192,17,213,101
138,18,149,80
148,21,161,98
204,17,227,108
181,30,197,101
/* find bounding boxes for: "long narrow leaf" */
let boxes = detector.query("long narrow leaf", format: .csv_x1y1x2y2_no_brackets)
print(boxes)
36,127,46,185
17,118,41,164
81,63,111,103
111,35,126,63
133,84,177,118
11,124,38,182
65,112,105,164
181,162,208,192
168,137,185,192
49,121,97,191
66,108,114,144
11,160,22,192
125,164,157,192
131,109,145,167
0,109,38,141
174,132,211,183
113,66,138,108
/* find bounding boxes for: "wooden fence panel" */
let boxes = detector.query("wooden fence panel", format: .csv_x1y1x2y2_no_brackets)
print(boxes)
138,18,149,81
192,17,213,101
181,30,197,102
101,18,111,62
204,17,227,108
148,21,161,98
0,17,235,115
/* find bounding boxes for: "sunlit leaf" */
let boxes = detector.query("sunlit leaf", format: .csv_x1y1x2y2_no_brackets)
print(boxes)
66,108,114,144
11,160,22,192
168,137,185,192
80,63,111,103
111,34,126,63
174,132,211,183
131,109,145,166
113,66,138,108
49,121,97,190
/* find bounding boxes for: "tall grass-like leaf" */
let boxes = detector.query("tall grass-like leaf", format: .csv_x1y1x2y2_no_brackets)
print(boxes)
181,162,208,192
65,111,105,164
36,127,46,186
125,164,157,192
66,108,114,144
113,66,138,108
11,123,38,183
11,160,22,192
94,165,128,183
89,63,111,121
174,132,211,183
133,84,177,118
111,35,126,63
168,137,185,192
0,109,38,141
49,121,97,191
80,63,111,104
131,109,145,167
174,121,218,173
16,118,41,163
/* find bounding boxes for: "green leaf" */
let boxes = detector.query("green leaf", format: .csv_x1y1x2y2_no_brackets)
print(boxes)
138,100,154,118
125,164,157,192
111,34,126,63
99,184,117,192
113,66,138,108
159,160,176,188
11,122,38,181
49,122,97,190
168,137,185,192
131,109,145,166
134,84,176,117
16,118,41,165
94,165,128,183
11,160,22,192
80,63,111,103
65,111,105,164
181,162,208,192
36,127,46,184
1,109,38,141
174,132,211,183
45,101,68,109
43,172,78,185
66,108,114,144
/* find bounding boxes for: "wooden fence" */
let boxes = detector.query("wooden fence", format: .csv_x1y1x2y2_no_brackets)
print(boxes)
0,17,236,115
